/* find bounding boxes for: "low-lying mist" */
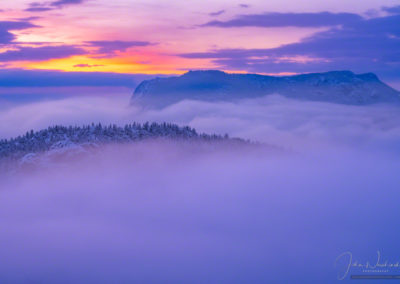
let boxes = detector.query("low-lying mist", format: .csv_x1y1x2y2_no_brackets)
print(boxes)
1,94,400,153
1,94,400,283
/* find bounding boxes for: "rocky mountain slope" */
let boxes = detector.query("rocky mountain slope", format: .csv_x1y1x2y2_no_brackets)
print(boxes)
131,70,400,107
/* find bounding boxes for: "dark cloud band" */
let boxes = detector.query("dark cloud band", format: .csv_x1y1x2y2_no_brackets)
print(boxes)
201,12,363,28
0,46,86,62
182,11,400,82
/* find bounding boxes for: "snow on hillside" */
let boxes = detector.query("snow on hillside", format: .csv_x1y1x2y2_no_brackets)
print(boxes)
131,70,400,107
0,122,250,169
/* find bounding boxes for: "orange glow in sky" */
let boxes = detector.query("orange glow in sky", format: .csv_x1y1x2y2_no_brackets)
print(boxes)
1,0,399,77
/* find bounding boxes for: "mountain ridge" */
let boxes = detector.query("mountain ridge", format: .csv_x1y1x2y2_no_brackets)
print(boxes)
131,70,400,107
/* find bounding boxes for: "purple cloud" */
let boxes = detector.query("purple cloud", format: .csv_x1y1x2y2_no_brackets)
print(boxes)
0,21,38,44
0,21,38,31
25,0,86,12
50,0,86,7
86,40,152,57
25,7,53,12
25,2,53,12
239,4,250,8
382,5,400,14
0,31,14,45
0,45,86,62
201,12,363,28
180,13,400,81
209,10,225,17
0,69,152,88
73,63,104,68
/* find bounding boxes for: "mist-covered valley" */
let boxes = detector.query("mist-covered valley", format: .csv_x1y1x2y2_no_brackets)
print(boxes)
1,92,400,283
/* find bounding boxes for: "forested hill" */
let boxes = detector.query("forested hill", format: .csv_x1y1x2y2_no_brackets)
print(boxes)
0,122,245,161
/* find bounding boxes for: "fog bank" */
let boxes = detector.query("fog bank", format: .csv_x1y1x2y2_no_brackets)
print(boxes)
1,94,400,153
1,94,400,283
0,141,399,283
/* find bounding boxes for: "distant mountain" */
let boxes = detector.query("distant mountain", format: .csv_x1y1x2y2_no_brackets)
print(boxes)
0,122,248,169
131,70,400,107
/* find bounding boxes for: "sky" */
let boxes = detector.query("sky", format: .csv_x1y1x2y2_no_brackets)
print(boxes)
1,2,400,280
0,0,400,87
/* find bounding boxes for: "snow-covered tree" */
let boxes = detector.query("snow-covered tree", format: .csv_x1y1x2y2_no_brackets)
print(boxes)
0,122,246,161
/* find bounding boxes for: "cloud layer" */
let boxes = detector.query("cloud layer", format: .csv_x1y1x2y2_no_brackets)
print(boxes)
186,10,400,80
202,12,363,28
86,40,153,57
0,45,86,62
0,94,400,283
0,20,38,44
1,94,400,153
0,69,152,88
0,121,399,283
25,0,87,12
1,2,397,82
